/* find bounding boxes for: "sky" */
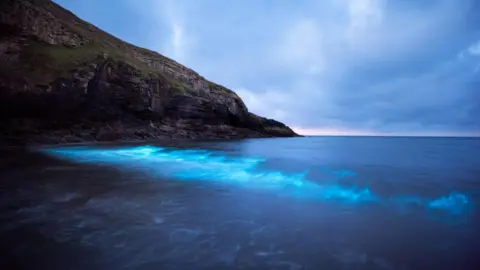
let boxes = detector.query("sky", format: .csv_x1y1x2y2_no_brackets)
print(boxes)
54,0,480,136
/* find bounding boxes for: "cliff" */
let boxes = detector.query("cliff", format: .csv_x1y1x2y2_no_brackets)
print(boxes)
0,0,297,145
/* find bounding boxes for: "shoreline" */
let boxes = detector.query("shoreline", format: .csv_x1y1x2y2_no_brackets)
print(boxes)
0,132,301,149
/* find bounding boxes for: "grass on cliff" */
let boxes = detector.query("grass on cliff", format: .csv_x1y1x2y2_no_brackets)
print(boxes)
21,41,98,83
20,39,192,94
208,82,235,95
22,41,147,80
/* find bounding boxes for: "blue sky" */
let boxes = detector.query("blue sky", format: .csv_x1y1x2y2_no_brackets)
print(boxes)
54,0,480,136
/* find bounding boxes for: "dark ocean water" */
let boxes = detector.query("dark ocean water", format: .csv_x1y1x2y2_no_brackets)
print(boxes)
0,136,479,270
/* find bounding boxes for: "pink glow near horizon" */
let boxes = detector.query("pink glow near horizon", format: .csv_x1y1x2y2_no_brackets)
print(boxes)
292,127,480,137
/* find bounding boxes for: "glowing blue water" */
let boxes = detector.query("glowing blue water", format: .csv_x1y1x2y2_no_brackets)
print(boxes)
41,145,470,215
3,137,479,269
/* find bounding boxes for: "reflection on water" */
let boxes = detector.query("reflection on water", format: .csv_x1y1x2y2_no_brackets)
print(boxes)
1,137,479,269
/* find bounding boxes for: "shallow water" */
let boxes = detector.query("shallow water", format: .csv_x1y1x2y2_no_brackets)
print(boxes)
1,137,479,269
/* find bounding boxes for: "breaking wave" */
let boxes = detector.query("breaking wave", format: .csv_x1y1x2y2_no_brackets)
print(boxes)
41,145,471,215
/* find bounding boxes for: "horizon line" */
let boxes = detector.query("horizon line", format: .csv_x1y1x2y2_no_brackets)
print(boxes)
291,127,480,138
298,134,480,138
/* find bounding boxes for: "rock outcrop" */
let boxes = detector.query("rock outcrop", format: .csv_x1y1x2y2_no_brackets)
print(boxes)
0,0,297,145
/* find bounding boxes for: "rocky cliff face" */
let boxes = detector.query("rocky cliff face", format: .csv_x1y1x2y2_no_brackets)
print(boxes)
0,0,297,145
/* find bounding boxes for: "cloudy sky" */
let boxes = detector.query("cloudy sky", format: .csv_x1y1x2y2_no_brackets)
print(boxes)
55,0,480,136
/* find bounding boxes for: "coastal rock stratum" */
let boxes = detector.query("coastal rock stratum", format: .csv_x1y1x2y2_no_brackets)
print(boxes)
0,0,297,145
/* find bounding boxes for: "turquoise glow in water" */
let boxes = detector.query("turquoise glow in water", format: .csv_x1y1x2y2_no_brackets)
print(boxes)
41,145,470,214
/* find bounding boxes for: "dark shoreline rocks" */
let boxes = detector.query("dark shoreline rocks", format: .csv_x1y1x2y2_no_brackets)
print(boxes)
0,0,298,145
0,119,298,147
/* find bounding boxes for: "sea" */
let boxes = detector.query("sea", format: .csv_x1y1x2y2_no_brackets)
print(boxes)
0,136,479,270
